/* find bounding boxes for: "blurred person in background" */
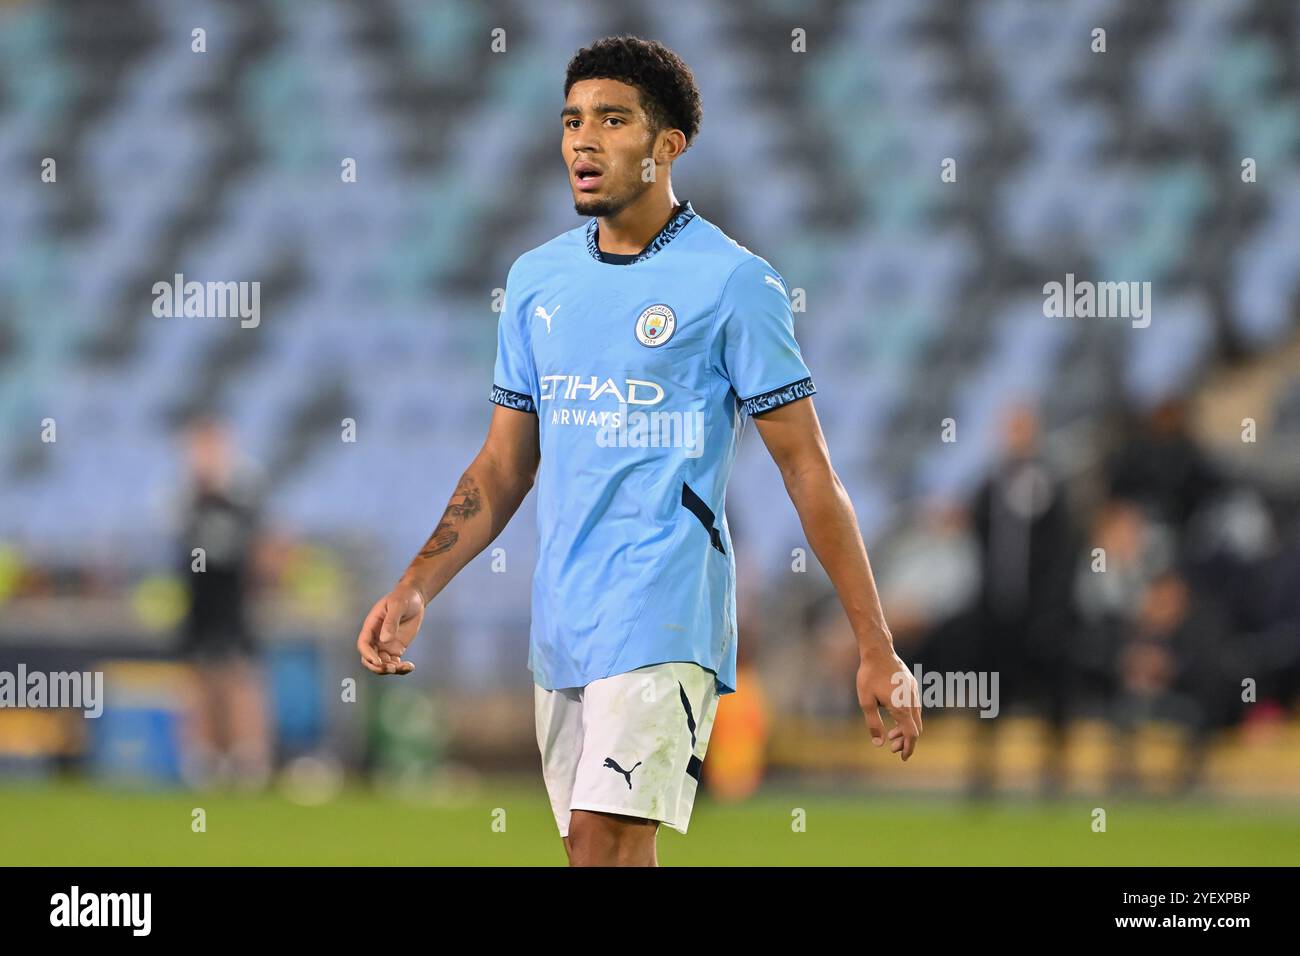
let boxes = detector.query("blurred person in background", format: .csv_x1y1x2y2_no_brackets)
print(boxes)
1072,498,1175,716
1185,489,1276,632
1108,397,1220,531
969,402,1076,797
1183,488,1300,742
1253,521,1300,718
1111,569,1230,794
874,496,980,677
176,415,272,790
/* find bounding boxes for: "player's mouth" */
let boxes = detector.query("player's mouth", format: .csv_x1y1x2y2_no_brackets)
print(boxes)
573,161,604,191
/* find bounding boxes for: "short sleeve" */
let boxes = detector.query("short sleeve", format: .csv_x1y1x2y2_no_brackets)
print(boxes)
716,257,816,416
490,262,538,413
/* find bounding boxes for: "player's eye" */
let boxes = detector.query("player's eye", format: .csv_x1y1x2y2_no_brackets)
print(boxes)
605,117,623,126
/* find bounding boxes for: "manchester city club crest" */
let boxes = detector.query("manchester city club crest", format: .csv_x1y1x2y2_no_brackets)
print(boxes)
635,303,676,347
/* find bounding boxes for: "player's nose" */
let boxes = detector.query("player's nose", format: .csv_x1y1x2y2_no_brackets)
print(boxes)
569,135,601,158
568,123,602,151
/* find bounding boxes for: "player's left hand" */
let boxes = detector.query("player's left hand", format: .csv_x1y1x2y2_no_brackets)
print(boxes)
856,643,923,761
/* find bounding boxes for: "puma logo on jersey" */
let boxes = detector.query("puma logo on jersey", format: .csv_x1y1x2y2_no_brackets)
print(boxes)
763,274,786,296
603,757,642,789
534,304,560,333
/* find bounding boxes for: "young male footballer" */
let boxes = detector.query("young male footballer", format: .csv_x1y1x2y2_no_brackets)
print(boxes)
357,35,921,866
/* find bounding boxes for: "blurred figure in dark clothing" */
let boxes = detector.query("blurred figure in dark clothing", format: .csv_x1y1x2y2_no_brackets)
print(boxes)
1111,570,1233,794
968,403,1076,797
1185,487,1279,638
177,416,272,789
1185,493,1300,733
1108,397,1220,529
1256,522,1300,709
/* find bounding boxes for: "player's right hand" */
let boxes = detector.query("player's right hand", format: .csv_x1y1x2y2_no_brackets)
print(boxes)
356,584,426,676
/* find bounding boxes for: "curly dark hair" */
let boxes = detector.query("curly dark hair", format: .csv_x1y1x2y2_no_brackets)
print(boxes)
564,36,702,151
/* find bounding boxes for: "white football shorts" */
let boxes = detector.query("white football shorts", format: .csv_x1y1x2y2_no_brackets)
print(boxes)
534,660,721,837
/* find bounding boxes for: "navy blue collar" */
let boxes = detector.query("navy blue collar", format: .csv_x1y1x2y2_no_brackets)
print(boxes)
585,200,696,264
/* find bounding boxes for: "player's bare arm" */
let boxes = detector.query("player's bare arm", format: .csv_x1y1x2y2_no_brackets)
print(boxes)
752,396,923,760
356,404,540,676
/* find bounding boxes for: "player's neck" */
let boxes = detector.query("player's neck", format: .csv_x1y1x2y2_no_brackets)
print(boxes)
596,190,682,256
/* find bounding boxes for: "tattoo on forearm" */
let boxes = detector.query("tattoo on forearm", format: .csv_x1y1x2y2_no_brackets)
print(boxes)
417,474,483,558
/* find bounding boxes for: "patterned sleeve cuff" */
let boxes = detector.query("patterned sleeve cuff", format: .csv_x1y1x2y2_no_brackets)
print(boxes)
490,385,537,413
738,376,817,417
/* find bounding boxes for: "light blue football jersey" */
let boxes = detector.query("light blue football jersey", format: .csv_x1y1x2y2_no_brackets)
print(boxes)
491,201,816,695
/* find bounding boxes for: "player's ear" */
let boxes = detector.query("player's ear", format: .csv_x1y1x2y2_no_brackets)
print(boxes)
666,128,687,162
653,127,685,165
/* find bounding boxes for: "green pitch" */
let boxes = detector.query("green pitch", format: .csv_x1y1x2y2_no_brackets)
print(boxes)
1,781,1297,866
